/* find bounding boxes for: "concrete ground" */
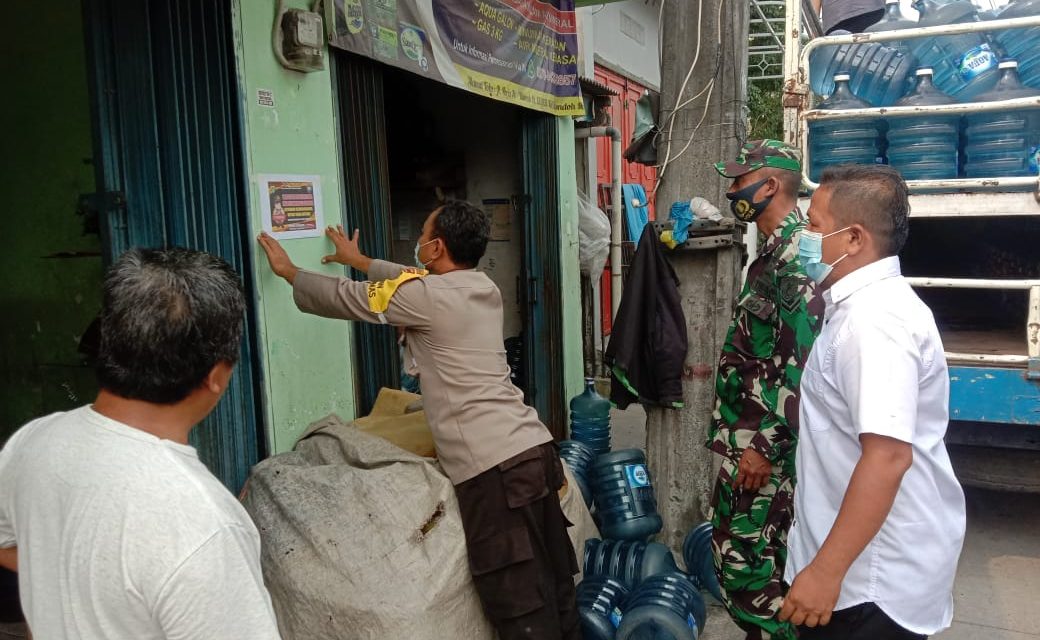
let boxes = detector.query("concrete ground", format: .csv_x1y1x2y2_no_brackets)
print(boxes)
610,405,1040,640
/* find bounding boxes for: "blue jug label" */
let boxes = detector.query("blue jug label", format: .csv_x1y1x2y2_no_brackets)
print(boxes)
958,44,998,81
611,607,623,628
1030,146,1040,175
625,464,651,488
688,613,697,630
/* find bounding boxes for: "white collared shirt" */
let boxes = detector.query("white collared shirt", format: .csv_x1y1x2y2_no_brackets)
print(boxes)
785,256,966,635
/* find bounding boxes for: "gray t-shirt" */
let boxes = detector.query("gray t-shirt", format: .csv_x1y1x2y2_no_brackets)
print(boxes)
823,0,885,33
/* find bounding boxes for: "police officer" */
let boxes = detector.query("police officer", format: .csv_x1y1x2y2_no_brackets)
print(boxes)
707,140,825,640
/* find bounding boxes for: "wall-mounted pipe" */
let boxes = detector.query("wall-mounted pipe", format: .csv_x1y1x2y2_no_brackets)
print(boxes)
576,126,623,320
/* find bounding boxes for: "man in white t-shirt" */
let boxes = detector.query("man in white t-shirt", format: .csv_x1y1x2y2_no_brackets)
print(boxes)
0,248,281,640
779,164,966,639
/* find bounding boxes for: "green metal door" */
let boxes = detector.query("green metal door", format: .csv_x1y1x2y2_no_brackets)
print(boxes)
521,114,567,438
83,0,264,491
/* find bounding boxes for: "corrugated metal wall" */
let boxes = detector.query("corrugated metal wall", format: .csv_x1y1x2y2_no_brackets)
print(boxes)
83,0,263,491
333,52,401,416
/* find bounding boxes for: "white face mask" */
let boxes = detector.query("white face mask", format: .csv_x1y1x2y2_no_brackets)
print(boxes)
413,239,436,268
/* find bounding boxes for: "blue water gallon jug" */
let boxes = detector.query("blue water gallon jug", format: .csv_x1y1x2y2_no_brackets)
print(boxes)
577,576,630,640
864,0,918,54
963,60,1040,178
992,0,1040,89
887,68,960,180
591,449,663,541
809,74,885,182
584,539,679,589
681,522,724,605
809,30,916,106
910,0,1001,100
570,378,612,456
560,439,597,507
616,572,707,640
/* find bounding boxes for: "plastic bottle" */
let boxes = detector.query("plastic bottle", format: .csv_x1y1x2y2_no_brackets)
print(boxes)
809,31,917,106
681,522,724,605
887,68,960,180
909,0,1001,100
577,576,630,640
864,0,918,54
809,74,885,182
570,378,612,456
991,0,1040,88
591,449,663,541
616,572,707,640
559,439,597,507
583,539,680,589
962,60,1040,179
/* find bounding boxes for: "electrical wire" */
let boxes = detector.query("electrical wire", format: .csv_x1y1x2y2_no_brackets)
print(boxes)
653,0,727,193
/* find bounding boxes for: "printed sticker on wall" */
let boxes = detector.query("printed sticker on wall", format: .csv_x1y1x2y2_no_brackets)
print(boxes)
257,89,275,108
259,174,324,240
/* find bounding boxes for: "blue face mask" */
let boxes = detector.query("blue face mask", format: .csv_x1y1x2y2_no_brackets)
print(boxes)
413,239,436,268
798,227,850,283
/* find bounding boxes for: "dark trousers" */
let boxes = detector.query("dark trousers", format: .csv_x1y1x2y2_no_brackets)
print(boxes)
826,9,885,35
455,443,580,640
799,602,928,640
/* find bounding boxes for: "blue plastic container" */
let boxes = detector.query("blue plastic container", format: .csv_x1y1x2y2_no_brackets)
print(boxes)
577,576,630,640
963,60,1040,179
559,439,597,507
570,378,612,456
591,449,663,541
992,0,1040,89
681,522,724,605
584,539,679,589
887,68,961,180
864,0,918,54
809,30,916,106
809,74,885,182
616,572,707,640
910,0,1001,100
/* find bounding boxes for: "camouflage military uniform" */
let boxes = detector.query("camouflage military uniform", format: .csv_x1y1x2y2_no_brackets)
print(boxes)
707,209,824,640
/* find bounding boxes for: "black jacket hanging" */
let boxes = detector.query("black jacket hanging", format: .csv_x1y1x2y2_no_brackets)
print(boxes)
604,224,687,409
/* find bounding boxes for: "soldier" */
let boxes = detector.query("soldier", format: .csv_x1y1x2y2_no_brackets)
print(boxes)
707,140,825,640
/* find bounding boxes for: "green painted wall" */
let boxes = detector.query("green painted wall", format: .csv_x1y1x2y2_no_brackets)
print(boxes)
0,4,102,442
557,117,585,405
233,0,357,452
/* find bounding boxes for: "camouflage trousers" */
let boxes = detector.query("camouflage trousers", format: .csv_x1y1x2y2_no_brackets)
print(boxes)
709,457,796,640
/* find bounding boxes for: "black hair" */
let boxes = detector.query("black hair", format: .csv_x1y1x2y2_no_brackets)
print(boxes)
95,247,245,404
432,200,491,268
819,164,910,257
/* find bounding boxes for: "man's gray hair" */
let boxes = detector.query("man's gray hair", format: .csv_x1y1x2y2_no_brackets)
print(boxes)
819,164,910,257
96,247,245,404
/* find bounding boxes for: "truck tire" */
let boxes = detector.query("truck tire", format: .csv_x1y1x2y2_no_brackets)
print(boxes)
948,445,1040,494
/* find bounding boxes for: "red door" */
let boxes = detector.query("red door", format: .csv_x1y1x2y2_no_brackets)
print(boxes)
593,65,657,335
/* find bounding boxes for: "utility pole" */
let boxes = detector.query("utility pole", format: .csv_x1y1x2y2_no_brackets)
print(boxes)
647,0,750,552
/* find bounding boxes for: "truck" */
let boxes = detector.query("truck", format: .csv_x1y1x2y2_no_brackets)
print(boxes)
781,1,1040,491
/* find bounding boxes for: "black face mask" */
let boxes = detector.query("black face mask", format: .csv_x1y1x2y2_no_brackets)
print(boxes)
725,177,774,222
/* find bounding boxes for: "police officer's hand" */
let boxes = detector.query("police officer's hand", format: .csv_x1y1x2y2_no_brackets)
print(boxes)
779,562,842,628
733,448,771,491
257,232,299,284
322,225,369,271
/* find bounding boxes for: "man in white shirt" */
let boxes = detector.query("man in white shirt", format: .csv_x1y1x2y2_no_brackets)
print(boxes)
779,164,966,639
0,248,281,640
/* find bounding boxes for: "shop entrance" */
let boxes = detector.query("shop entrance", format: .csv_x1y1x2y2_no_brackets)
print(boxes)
335,53,566,434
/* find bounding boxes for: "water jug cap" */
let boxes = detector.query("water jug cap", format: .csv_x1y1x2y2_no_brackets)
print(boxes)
834,73,851,82
915,68,934,76
999,60,1019,69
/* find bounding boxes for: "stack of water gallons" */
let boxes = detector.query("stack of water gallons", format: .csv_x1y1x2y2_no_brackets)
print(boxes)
579,539,707,639
805,0,1040,183
562,383,715,639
